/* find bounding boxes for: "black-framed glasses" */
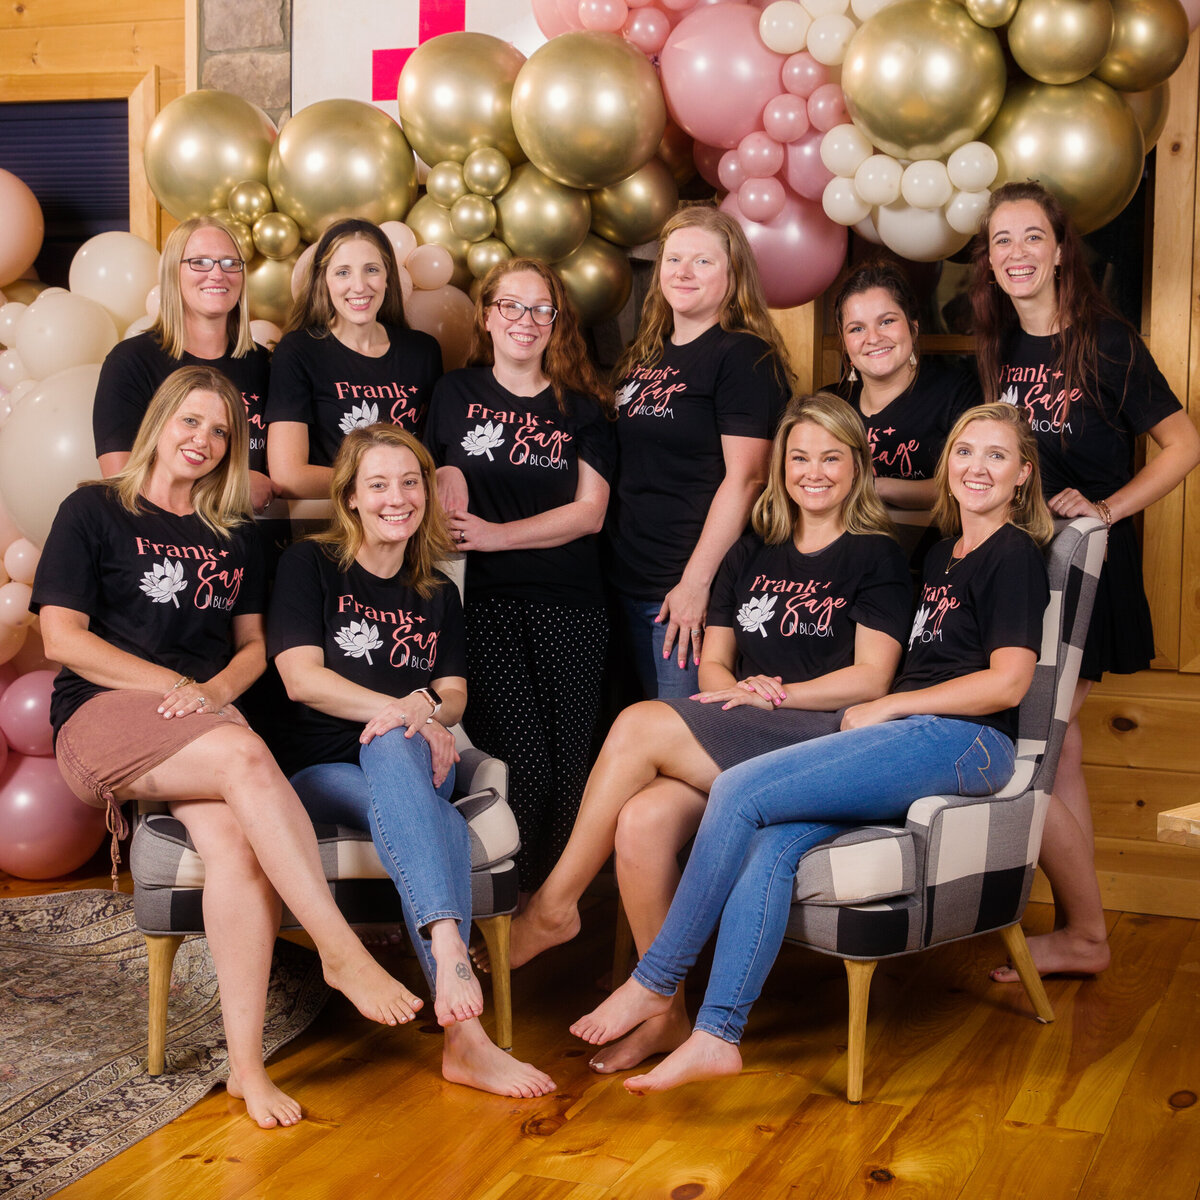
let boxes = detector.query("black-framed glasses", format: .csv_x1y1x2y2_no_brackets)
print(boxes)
489,299,557,326
182,256,245,274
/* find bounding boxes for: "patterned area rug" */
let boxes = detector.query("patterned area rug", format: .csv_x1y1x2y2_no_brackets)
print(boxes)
0,889,329,1199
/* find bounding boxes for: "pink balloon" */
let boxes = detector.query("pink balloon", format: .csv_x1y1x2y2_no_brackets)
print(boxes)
762,94,810,144
580,0,629,30
556,0,586,27
0,581,33,627
718,150,749,193
663,0,697,9
737,176,787,223
807,83,849,134
532,0,576,36
249,319,283,351
291,243,317,301
738,131,785,179
0,667,53,756
403,285,476,371
782,51,830,99
0,663,16,701
0,752,107,879
721,188,847,309
2,538,38,584
693,142,725,189
406,244,454,292
1181,0,1199,29
660,5,784,149
623,5,672,53
784,127,835,201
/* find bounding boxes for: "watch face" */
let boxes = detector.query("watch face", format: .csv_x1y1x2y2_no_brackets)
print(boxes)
425,684,442,706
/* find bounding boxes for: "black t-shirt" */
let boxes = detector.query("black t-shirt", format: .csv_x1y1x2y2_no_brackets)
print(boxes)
266,325,443,466
894,523,1049,739
996,321,1181,500
93,332,271,472
267,539,467,772
608,325,788,599
709,532,911,682
30,485,267,738
424,368,617,605
832,357,980,481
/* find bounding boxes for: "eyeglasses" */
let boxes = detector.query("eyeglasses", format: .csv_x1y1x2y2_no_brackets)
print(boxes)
182,256,245,274
489,299,558,326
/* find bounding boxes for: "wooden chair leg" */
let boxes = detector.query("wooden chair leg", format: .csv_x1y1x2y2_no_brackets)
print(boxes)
843,958,877,1104
477,915,512,1051
612,897,633,989
145,933,185,1076
999,923,1055,1024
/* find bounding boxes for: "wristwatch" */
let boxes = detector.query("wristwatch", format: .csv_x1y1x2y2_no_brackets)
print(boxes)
415,685,442,719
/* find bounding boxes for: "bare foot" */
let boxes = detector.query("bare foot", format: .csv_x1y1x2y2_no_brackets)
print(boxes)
990,928,1110,983
624,1031,742,1095
433,933,485,1026
323,948,423,1026
441,1020,557,1098
227,1066,303,1129
472,897,580,973
570,975,673,1046
589,1002,692,1074
359,925,406,949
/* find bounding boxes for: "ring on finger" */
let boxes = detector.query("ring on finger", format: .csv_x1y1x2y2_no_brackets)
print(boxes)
196,696,207,709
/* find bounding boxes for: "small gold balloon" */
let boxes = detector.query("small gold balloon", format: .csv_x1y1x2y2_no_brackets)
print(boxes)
553,234,633,326
984,76,1145,232
657,120,696,188
268,99,418,244
450,194,497,243
1125,81,1171,151
1093,0,1189,92
405,195,474,291
253,212,302,261
964,0,1019,26
245,251,301,326
144,90,277,221
1008,0,1114,84
462,148,512,198
494,164,591,261
589,158,679,248
468,238,513,280
228,180,275,224
426,161,468,208
842,0,1007,159
397,32,527,165
217,216,255,263
511,32,667,190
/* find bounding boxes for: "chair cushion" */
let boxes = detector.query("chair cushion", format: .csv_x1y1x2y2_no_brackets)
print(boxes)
792,826,915,906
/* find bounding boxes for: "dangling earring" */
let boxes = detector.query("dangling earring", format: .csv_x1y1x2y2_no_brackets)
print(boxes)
847,365,858,383
908,352,917,368
1013,483,1024,507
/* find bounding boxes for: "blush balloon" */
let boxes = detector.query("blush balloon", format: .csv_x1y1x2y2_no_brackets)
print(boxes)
807,83,849,133
693,142,725,189
718,150,749,192
762,94,810,144
623,5,672,53
782,51,830,99
737,176,787,222
784,127,836,201
0,667,54,756
738,131,785,179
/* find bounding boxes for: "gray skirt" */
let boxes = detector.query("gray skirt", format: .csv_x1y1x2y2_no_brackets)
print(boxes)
661,697,843,772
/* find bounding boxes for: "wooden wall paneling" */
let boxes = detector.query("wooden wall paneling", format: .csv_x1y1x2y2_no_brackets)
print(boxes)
1085,764,1200,842
0,0,181,29
770,299,822,393
1,21,181,78
1077,689,1200,771
128,68,161,246
1033,838,1200,917
184,0,197,92
1182,37,1200,673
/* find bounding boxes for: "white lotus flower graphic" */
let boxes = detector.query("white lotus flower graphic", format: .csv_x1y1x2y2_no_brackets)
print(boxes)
461,421,505,460
908,604,929,650
737,593,777,638
339,401,380,434
139,558,187,608
615,381,639,408
1000,384,1019,407
335,620,384,665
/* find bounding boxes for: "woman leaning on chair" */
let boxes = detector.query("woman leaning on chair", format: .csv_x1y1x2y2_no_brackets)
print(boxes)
32,366,423,1130
571,402,1054,1094
503,394,911,1074
268,423,554,1098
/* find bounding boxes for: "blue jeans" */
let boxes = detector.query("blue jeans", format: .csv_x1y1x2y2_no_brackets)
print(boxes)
290,729,468,994
631,715,1016,1042
617,593,700,699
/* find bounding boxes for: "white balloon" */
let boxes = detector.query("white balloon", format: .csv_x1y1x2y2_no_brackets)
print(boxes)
854,154,903,206
802,0,850,16
822,176,872,225
945,188,993,235
68,231,160,335
7,379,35,408
123,315,156,340
820,123,874,176
249,319,283,350
806,14,856,64
901,160,953,210
0,302,27,350
15,292,117,381
853,211,884,244
145,285,161,321
0,348,31,390
875,200,971,262
947,141,999,192
760,1,812,54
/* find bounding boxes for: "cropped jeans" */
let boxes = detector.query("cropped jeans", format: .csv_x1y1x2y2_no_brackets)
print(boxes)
630,715,1016,1043
290,728,468,995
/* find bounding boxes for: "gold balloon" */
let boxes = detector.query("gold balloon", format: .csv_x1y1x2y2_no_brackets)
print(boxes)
1093,0,1189,91
553,235,633,326
268,99,418,244
467,238,513,280
1125,81,1171,151
144,90,277,221
426,161,468,208
246,252,300,327
228,180,274,224
512,32,667,190
984,77,1145,232
253,212,302,260
1008,0,1113,84
463,148,512,198
450,194,497,243
224,217,256,263
405,195,474,291
842,0,1006,159
589,158,679,248
397,32,527,165
494,164,591,261
657,120,696,188
964,0,1019,26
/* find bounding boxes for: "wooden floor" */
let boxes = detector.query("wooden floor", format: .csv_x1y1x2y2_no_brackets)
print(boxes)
5,859,1199,1200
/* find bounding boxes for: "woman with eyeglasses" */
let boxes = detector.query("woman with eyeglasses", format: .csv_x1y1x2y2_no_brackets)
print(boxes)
93,217,275,513
423,258,616,890
266,219,442,500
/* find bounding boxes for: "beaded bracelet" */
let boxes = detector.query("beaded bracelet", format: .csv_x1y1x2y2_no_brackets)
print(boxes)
1093,499,1113,528
169,675,195,691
